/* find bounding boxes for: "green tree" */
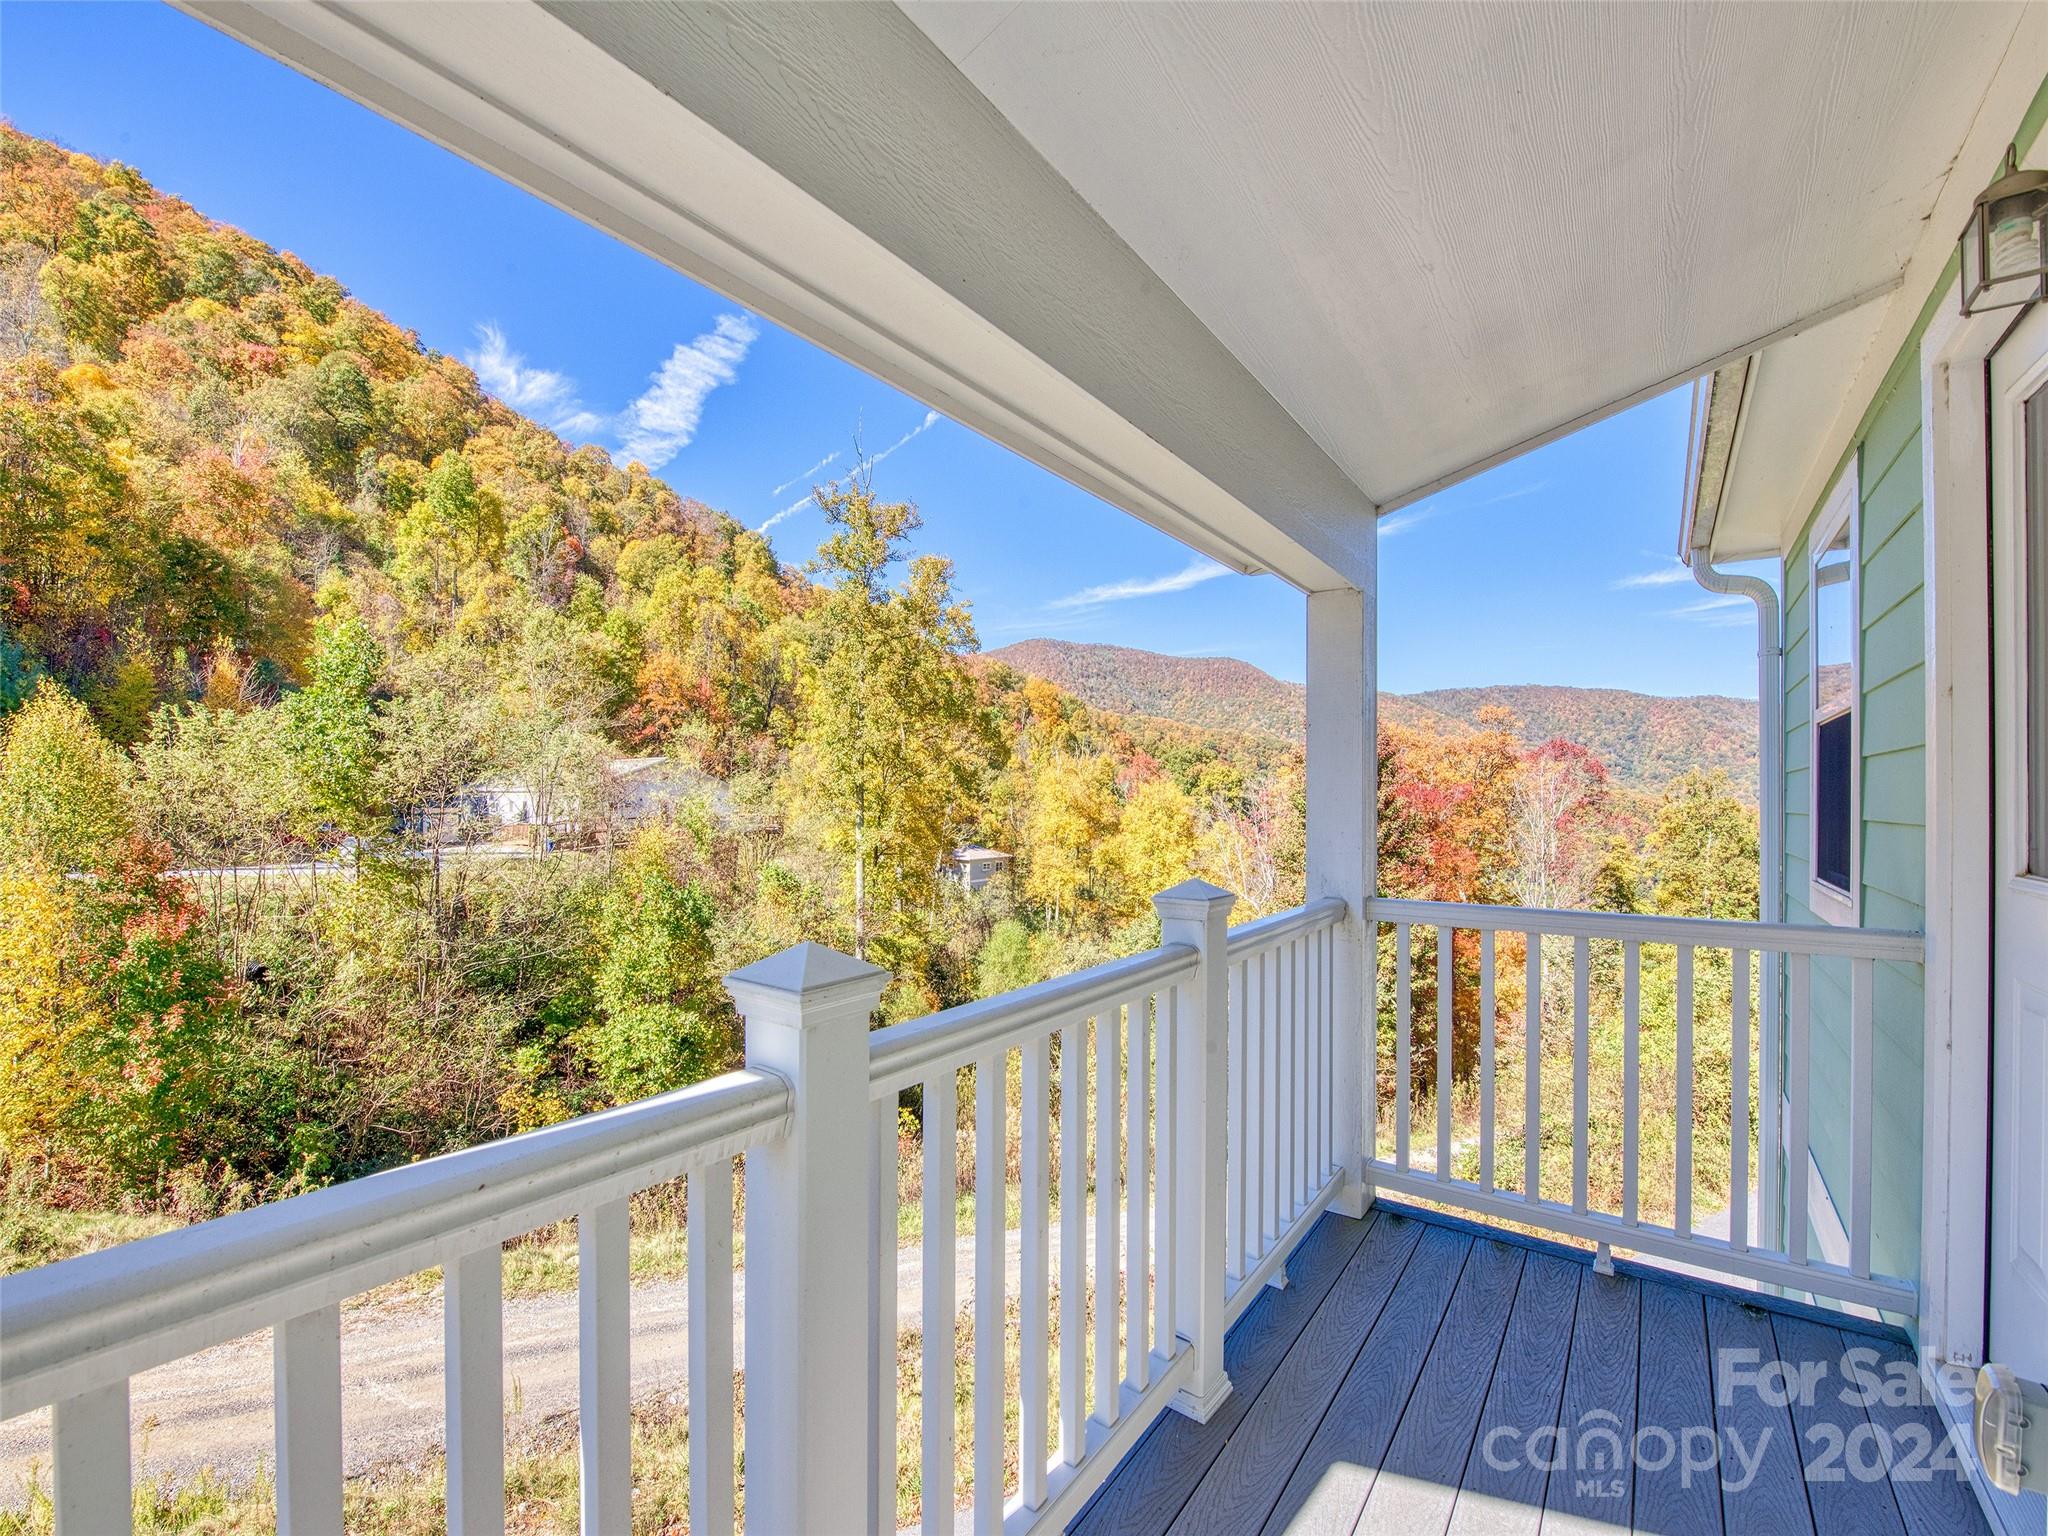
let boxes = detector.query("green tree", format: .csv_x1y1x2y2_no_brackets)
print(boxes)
280,612,384,842
0,679,132,873
1646,769,1758,920
783,482,990,962
587,829,732,1100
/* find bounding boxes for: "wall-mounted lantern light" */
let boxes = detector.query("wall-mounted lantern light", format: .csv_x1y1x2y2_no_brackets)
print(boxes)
1960,144,2048,316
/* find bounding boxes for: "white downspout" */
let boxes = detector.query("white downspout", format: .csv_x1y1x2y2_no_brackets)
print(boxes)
1684,375,1785,1251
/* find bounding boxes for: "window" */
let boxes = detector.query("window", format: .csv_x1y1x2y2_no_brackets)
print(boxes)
1810,468,1858,921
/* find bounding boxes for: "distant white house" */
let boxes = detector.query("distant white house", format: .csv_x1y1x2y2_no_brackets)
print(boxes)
403,757,705,840
607,755,700,824
943,846,1012,892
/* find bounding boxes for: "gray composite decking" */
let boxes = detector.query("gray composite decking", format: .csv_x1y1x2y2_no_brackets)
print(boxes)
1072,1202,1988,1536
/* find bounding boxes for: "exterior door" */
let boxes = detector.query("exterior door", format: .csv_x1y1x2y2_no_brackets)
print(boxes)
1988,303,2048,1384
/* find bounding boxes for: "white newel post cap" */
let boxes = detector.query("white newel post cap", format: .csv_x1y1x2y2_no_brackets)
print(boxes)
1153,877,1237,923
726,941,888,1038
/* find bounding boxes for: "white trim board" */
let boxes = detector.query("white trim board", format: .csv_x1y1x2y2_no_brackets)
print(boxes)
1916,282,2006,1375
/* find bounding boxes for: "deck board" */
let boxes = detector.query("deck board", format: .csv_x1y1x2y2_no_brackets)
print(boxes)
1349,1237,1525,1536
1068,1208,1375,1536
1704,1298,1815,1536
1075,1203,1989,1536
1770,1314,1908,1536
1445,1249,1585,1536
1632,1282,1724,1536
1254,1223,1472,1534
1541,1267,1642,1533
1165,1212,1429,1535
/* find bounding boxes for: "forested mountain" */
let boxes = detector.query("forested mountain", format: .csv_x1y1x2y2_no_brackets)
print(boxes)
0,126,1755,1225
986,639,1757,796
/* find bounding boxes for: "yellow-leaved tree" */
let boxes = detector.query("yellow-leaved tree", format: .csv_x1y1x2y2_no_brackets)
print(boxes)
0,859,100,1162
782,480,995,969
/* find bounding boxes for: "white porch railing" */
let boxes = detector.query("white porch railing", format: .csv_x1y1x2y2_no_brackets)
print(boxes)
1222,897,1348,1314
0,885,1924,1534
0,1068,784,1536
1363,896,1925,1315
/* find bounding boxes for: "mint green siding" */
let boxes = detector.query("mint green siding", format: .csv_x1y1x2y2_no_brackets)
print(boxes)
1779,370,1925,1294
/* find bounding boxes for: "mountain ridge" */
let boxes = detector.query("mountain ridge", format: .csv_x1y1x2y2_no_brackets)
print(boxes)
983,638,1758,795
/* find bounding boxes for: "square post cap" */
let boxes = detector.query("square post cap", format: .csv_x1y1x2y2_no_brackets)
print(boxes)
725,942,889,1017
1153,879,1238,920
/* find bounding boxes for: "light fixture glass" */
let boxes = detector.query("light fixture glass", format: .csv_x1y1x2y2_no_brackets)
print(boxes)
1960,144,2048,315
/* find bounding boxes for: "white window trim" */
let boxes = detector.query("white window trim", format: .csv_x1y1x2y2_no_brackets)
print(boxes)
1808,462,1860,927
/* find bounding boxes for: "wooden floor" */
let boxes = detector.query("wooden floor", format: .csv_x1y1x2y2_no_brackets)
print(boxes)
1072,1202,1988,1536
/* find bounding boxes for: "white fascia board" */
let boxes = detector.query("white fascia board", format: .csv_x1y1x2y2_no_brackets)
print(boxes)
182,0,1370,593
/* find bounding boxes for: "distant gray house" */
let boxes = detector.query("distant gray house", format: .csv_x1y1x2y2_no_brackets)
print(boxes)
943,846,1013,892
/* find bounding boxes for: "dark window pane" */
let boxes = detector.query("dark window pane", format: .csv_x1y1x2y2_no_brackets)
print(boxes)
1816,712,1854,894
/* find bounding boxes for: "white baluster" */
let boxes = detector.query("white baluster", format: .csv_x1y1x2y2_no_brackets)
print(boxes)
922,1069,957,1528
1759,952,1782,1253
1152,989,1177,1365
1253,950,1269,1253
688,1161,735,1536
1525,933,1542,1203
1058,1026,1085,1469
1124,992,1148,1390
1020,1033,1051,1507
275,1304,343,1536
1572,936,1590,1217
445,1247,504,1536
1479,929,1496,1193
1730,947,1751,1254
974,1051,1007,1533
871,1099,899,1534
1675,946,1694,1238
1092,1008,1119,1428
1436,925,1454,1180
1395,924,1412,1172
1623,940,1640,1226
53,1381,130,1536
1849,957,1875,1279
1230,958,1248,1282
578,1199,631,1536
1787,953,1811,1265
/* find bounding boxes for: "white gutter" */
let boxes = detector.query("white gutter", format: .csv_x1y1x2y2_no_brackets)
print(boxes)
1684,366,1787,1251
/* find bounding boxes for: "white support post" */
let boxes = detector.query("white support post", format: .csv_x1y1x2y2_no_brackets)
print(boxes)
726,942,889,1536
1155,879,1236,1423
1306,584,1375,1218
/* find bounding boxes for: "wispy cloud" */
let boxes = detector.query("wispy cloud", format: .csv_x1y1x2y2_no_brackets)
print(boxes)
1049,557,1231,610
616,313,759,470
1378,507,1438,539
1613,561,1694,590
755,411,944,534
466,323,604,438
771,451,840,497
1669,592,1753,627
1378,478,1547,540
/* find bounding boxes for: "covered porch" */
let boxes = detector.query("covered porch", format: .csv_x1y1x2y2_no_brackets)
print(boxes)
7,1,2046,1532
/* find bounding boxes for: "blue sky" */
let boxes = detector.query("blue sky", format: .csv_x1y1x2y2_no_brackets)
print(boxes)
2,2,1759,697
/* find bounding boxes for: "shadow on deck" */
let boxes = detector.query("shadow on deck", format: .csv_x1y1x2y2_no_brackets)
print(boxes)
1072,1201,1985,1536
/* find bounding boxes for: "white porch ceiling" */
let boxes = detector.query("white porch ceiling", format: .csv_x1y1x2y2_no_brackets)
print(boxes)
903,1,2025,512
187,1,2037,585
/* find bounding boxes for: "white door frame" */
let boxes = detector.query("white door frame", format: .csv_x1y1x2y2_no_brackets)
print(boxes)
1916,282,2009,1370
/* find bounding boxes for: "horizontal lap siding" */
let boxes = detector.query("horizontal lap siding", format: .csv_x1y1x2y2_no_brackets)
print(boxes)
1779,371,1925,1293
